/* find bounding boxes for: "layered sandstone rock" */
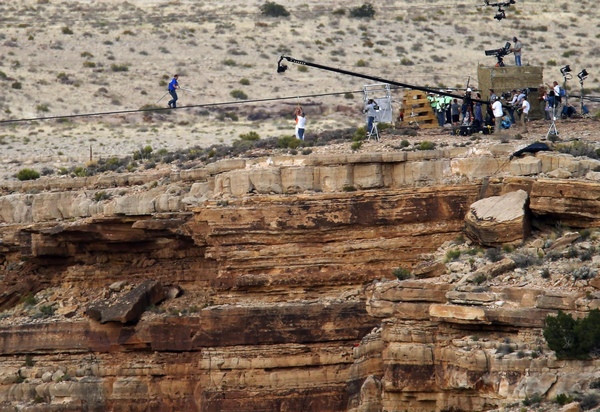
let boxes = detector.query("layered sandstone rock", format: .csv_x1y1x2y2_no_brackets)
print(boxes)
1,148,600,411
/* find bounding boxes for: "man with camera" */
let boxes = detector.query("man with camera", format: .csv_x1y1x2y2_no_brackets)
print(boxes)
364,99,379,136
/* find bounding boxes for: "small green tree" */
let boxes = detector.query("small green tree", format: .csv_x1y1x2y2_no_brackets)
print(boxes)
260,1,290,17
544,310,578,359
543,309,600,359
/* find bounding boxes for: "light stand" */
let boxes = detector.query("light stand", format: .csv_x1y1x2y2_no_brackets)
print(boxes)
545,105,559,141
560,65,572,112
578,69,589,117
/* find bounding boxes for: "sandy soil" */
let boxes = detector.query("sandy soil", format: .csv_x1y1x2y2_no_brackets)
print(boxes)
0,0,599,180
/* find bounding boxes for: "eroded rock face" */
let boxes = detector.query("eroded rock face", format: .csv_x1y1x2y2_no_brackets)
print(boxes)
2,150,600,411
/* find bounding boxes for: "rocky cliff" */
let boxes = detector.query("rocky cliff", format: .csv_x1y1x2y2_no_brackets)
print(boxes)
1,143,600,411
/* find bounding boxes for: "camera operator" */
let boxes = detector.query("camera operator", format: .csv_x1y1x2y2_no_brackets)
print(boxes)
508,90,519,124
364,99,378,136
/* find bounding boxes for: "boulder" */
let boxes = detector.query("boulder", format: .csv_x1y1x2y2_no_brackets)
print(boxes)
464,189,530,246
412,260,446,279
85,280,166,324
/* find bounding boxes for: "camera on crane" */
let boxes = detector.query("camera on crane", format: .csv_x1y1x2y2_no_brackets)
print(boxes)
485,42,511,59
494,10,505,20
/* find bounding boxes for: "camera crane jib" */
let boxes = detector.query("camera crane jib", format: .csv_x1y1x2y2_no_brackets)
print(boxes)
276,55,487,104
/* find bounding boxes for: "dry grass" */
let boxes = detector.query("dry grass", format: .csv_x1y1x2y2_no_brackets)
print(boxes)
0,0,598,179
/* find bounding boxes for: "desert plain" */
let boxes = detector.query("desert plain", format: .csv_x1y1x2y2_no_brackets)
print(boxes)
1,0,599,180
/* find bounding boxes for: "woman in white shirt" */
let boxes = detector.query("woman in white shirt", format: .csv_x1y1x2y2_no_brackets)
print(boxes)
294,106,306,140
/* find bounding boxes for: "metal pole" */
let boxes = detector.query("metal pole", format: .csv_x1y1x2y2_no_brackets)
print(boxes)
156,91,169,104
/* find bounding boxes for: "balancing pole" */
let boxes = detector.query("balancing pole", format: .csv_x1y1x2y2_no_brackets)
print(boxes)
156,91,169,104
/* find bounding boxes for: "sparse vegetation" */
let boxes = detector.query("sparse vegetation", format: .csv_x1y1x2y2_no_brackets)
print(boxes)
416,141,436,151
229,90,248,100
16,168,40,181
110,63,129,72
239,131,260,141
260,1,289,17
485,247,504,262
392,267,412,280
350,3,376,18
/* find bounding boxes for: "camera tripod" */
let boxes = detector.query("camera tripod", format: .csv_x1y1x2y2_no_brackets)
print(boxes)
367,123,380,141
407,104,420,128
545,106,559,141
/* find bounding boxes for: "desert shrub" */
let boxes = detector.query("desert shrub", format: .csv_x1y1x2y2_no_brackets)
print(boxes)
12,81,22,89
277,135,300,149
356,59,368,67
24,355,34,367
556,393,574,405
485,247,504,262
232,139,255,153
571,265,597,280
445,249,461,262
556,140,599,159
580,393,600,410
36,104,49,112
541,267,551,279
21,293,37,306
511,253,542,268
16,168,40,181
61,26,73,35
217,111,239,121
260,1,290,17
344,92,354,99
580,228,592,239
351,141,362,151
350,3,376,18
239,131,260,141
400,57,414,66
71,166,88,177
496,343,514,356
543,309,600,359
580,249,594,261
522,393,543,407
342,185,356,192
239,77,250,85
416,141,436,150
83,61,96,68
590,378,600,389
392,267,412,280
39,305,56,317
94,191,111,202
230,89,248,100
110,63,129,72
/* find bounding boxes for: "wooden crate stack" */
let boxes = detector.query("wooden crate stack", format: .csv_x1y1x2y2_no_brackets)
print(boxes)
401,90,438,128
